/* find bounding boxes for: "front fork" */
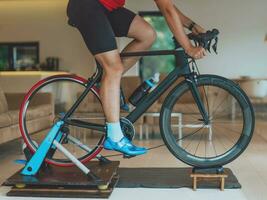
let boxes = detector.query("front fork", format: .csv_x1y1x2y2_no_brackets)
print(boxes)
186,73,210,125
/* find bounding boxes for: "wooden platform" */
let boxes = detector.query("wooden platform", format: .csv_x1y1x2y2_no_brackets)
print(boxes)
3,161,120,198
6,176,119,198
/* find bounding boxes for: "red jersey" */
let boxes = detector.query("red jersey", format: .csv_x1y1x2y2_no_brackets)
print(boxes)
99,0,125,11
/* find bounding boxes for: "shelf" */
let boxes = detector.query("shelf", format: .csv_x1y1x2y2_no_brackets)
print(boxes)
250,97,267,104
0,71,69,76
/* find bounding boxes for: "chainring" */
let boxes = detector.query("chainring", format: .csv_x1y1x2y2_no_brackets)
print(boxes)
120,117,135,141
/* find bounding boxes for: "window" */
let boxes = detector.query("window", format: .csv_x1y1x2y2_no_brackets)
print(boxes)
139,11,175,80
0,45,9,71
0,42,39,71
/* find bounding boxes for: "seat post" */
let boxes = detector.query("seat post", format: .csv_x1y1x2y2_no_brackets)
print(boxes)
93,61,103,84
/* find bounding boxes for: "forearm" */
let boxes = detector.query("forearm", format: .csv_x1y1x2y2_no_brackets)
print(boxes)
174,5,206,34
174,5,193,29
155,0,192,50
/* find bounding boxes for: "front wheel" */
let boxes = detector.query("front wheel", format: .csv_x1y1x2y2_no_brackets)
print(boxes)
160,75,254,168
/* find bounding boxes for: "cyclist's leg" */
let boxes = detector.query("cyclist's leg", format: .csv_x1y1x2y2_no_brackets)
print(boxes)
68,0,122,122
107,8,157,72
95,47,147,155
67,0,147,155
95,50,123,123
95,51,147,155
122,15,157,72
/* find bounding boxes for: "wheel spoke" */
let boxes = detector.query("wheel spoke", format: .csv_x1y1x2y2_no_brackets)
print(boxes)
211,95,229,118
212,126,235,148
194,128,205,156
21,76,105,166
165,76,253,167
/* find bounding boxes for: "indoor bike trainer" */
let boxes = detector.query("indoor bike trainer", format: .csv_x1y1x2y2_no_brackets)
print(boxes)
3,29,254,197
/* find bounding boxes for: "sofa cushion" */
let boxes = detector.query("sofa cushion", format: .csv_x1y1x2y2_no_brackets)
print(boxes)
0,87,8,113
27,104,53,120
8,104,53,125
0,112,12,128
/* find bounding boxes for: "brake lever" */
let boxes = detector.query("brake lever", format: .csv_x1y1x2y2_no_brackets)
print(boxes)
212,37,218,54
193,39,198,47
186,29,219,54
200,40,207,49
207,40,212,53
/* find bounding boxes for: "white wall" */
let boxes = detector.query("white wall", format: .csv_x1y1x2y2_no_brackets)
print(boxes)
0,0,94,76
0,0,266,78
126,0,267,78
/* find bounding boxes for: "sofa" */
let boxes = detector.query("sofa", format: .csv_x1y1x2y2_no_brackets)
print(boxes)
0,87,53,145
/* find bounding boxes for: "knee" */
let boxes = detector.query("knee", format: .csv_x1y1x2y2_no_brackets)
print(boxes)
141,26,157,48
102,61,124,78
147,27,157,45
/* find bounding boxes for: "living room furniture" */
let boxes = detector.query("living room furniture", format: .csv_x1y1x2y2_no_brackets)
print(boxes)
234,78,267,118
0,71,67,93
142,112,212,143
0,86,53,145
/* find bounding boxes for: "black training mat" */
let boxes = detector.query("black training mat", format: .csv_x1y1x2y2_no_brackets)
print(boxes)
117,168,241,189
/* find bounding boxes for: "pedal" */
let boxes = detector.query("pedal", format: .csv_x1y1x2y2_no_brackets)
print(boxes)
123,154,136,159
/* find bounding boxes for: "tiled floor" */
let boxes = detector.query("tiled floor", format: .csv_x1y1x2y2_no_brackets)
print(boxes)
0,120,266,200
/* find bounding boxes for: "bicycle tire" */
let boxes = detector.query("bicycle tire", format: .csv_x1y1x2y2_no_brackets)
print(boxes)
160,74,254,168
19,74,105,167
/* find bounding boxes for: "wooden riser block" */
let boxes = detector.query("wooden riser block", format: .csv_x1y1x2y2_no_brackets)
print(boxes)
190,173,228,191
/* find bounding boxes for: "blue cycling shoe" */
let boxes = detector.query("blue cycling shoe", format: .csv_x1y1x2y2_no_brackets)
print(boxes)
103,137,147,156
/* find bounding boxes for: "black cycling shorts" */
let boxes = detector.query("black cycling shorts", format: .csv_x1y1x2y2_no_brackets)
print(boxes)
67,0,136,55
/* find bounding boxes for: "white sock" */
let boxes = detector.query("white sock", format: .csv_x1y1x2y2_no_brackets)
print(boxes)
106,122,124,142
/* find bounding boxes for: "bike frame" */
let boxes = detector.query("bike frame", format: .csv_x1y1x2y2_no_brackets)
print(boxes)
21,46,210,176
62,47,209,133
